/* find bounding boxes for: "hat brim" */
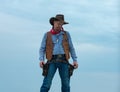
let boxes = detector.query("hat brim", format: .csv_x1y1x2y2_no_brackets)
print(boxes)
49,17,69,25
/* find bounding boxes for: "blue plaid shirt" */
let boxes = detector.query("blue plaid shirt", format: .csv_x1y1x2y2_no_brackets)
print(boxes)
39,31,77,62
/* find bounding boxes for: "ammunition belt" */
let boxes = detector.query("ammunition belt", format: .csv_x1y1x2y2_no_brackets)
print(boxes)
49,54,68,63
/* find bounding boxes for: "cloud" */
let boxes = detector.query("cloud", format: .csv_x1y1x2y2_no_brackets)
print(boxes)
75,43,117,54
0,1,119,92
0,0,119,72
0,12,49,33
73,42,119,72
0,0,119,34
71,72,120,92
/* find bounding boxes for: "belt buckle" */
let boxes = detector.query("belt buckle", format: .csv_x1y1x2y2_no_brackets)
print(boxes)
58,54,62,58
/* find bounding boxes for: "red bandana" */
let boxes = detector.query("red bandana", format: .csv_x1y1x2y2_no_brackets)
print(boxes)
50,28,64,35
50,29,60,35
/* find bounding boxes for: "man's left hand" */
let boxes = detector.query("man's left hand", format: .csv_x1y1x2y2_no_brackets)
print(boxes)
73,61,78,69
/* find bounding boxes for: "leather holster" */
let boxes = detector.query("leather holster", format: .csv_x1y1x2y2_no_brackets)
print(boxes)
42,63,49,77
68,63,74,77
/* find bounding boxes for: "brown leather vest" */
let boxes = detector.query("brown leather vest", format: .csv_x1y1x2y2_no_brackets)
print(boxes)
46,31,70,60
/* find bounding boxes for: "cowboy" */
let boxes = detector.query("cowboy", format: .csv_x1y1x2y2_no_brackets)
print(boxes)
39,14,78,92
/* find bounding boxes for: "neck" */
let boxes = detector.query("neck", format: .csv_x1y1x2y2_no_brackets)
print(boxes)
53,27,64,31
53,29,60,32
50,28,61,35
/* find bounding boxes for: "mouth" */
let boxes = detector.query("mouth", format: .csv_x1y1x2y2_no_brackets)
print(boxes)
56,27,61,30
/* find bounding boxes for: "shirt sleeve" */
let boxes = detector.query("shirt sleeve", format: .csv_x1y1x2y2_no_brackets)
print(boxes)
39,33,47,61
66,31,77,62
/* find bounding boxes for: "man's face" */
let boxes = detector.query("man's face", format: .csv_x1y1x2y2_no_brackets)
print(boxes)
53,21,63,31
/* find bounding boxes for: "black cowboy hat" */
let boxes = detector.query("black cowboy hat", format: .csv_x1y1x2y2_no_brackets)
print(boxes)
49,14,69,25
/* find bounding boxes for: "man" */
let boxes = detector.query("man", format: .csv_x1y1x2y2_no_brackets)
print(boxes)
39,14,78,92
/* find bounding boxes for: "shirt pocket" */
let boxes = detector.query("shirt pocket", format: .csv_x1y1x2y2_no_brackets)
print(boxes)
52,36,57,44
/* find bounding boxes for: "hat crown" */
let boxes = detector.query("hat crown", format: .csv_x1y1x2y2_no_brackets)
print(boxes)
49,14,69,25
55,14,64,21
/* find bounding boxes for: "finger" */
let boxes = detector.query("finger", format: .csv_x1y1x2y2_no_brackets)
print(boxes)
74,65,78,69
40,64,43,68
40,62,43,68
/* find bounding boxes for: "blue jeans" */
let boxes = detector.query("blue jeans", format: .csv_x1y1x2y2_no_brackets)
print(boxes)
40,62,70,92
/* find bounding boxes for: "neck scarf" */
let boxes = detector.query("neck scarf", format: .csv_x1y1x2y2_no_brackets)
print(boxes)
50,27,64,35
50,29,60,35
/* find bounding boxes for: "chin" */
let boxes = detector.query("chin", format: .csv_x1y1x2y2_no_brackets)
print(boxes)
55,29,60,32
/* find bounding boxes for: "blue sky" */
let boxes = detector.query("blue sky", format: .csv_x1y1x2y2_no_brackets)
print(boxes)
0,0,119,92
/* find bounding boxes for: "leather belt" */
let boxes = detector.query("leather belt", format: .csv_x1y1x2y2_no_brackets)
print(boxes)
49,54,68,63
52,54,66,58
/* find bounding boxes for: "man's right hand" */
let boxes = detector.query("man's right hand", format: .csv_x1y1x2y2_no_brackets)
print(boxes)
39,61,45,68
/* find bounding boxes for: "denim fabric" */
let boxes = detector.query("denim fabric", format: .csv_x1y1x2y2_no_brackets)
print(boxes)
39,31,77,61
40,62,70,92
